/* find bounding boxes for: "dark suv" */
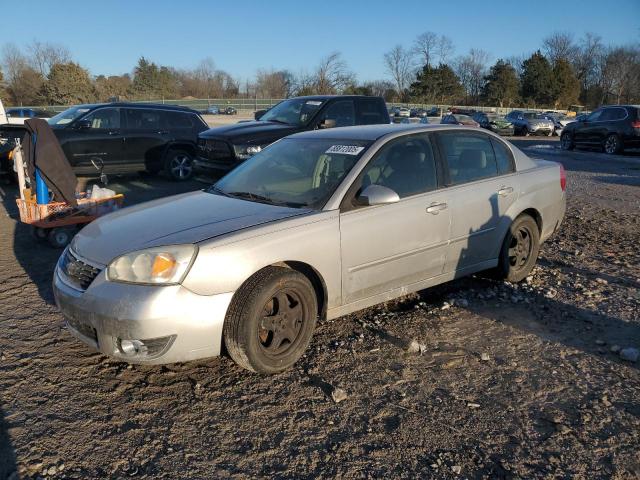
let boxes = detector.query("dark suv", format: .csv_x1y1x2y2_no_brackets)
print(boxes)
194,95,391,171
45,103,208,180
560,105,640,154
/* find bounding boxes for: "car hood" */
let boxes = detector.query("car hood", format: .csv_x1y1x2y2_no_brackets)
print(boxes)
199,120,301,144
72,191,311,265
489,119,512,128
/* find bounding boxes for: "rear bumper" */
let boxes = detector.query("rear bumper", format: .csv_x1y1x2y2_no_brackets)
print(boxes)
53,265,233,364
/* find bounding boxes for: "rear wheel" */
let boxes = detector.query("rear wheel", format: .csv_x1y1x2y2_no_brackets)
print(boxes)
223,266,318,374
560,132,574,150
496,215,540,283
603,134,622,155
47,227,75,248
164,149,194,181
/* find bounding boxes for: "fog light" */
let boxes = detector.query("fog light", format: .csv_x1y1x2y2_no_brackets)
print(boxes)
117,335,175,358
119,339,147,356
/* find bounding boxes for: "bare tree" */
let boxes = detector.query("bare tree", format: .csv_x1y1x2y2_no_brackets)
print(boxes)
255,69,294,98
601,46,640,104
542,32,578,65
455,49,489,103
412,32,438,67
506,54,527,77
413,32,454,67
312,52,354,94
436,35,455,64
29,41,71,76
2,43,44,105
384,45,414,100
574,33,604,89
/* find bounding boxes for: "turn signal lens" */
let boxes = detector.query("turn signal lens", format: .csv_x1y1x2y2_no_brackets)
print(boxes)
107,245,197,285
151,253,177,280
560,164,566,192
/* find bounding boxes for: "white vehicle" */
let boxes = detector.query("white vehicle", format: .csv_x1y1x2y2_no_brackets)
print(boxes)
0,99,7,125
4,107,53,124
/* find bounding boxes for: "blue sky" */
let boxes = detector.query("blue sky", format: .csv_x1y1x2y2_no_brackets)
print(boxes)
1,0,638,82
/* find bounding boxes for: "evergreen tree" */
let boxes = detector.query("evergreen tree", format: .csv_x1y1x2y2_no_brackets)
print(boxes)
42,62,95,104
410,63,464,104
552,58,580,108
520,51,555,107
481,59,520,107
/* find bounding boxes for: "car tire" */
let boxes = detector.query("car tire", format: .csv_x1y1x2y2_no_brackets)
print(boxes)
47,227,74,248
496,214,540,283
603,134,622,155
560,133,574,150
223,266,318,374
164,149,194,181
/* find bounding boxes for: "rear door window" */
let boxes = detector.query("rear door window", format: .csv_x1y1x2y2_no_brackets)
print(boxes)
438,132,499,185
356,99,386,125
125,109,161,130
321,100,355,127
165,111,194,129
491,138,515,175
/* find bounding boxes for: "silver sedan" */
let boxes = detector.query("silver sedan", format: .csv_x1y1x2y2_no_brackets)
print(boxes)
53,124,566,373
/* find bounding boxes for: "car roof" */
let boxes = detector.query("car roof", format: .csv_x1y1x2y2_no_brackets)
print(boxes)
70,102,199,113
289,124,476,141
291,95,382,101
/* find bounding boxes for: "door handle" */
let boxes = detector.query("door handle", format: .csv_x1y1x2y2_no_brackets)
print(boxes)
426,202,447,214
157,130,169,135
498,186,514,197
107,130,120,135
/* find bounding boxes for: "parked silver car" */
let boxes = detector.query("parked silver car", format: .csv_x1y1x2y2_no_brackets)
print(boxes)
53,124,566,373
505,110,555,136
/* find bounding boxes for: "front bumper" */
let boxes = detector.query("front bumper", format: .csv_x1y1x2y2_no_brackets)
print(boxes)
53,264,233,364
193,156,237,172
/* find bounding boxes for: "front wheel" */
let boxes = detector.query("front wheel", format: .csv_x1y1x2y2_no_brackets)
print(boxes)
560,133,574,150
47,227,75,248
603,134,622,155
164,149,194,181
223,266,318,374
496,215,540,283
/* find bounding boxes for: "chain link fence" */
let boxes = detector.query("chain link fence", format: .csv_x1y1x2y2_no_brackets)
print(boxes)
25,99,554,117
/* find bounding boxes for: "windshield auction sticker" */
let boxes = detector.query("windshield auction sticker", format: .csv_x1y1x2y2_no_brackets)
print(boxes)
325,145,365,155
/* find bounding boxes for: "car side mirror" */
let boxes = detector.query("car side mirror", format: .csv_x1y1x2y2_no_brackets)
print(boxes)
356,184,400,206
254,109,267,120
76,119,92,129
518,116,524,121
318,118,336,129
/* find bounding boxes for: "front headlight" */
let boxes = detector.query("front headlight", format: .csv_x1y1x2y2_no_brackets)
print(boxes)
107,245,197,285
233,144,262,160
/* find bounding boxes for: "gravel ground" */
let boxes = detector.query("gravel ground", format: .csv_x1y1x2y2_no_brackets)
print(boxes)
0,139,639,479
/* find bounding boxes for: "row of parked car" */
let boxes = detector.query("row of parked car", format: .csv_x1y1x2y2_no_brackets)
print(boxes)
1,97,638,184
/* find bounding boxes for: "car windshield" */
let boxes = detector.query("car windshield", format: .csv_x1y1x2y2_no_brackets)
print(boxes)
523,112,544,119
47,106,92,126
487,114,506,121
210,138,371,209
455,114,473,121
259,98,325,126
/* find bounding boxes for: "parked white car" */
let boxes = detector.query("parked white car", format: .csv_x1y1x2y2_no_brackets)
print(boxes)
54,124,566,373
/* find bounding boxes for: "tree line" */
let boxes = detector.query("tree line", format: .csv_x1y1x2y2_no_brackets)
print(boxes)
1,33,639,109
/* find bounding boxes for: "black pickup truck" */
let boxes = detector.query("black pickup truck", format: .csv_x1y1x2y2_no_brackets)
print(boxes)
194,95,391,171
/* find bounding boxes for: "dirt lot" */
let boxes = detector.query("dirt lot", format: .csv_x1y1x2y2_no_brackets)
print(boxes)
0,138,639,479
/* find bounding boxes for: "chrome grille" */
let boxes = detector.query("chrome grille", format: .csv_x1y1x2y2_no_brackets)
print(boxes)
60,249,101,290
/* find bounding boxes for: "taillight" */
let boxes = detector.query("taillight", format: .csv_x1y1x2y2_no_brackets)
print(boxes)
631,119,640,128
559,164,566,192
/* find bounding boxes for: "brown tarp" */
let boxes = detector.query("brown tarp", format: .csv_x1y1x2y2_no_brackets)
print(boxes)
22,118,77,206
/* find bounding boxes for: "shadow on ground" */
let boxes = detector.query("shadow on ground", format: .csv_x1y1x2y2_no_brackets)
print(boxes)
1,172,214,305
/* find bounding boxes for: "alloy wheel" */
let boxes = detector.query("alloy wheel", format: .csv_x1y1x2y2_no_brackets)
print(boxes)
258,290,305,358
604,136,618,154
170,154,192,179
508,225,533,272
